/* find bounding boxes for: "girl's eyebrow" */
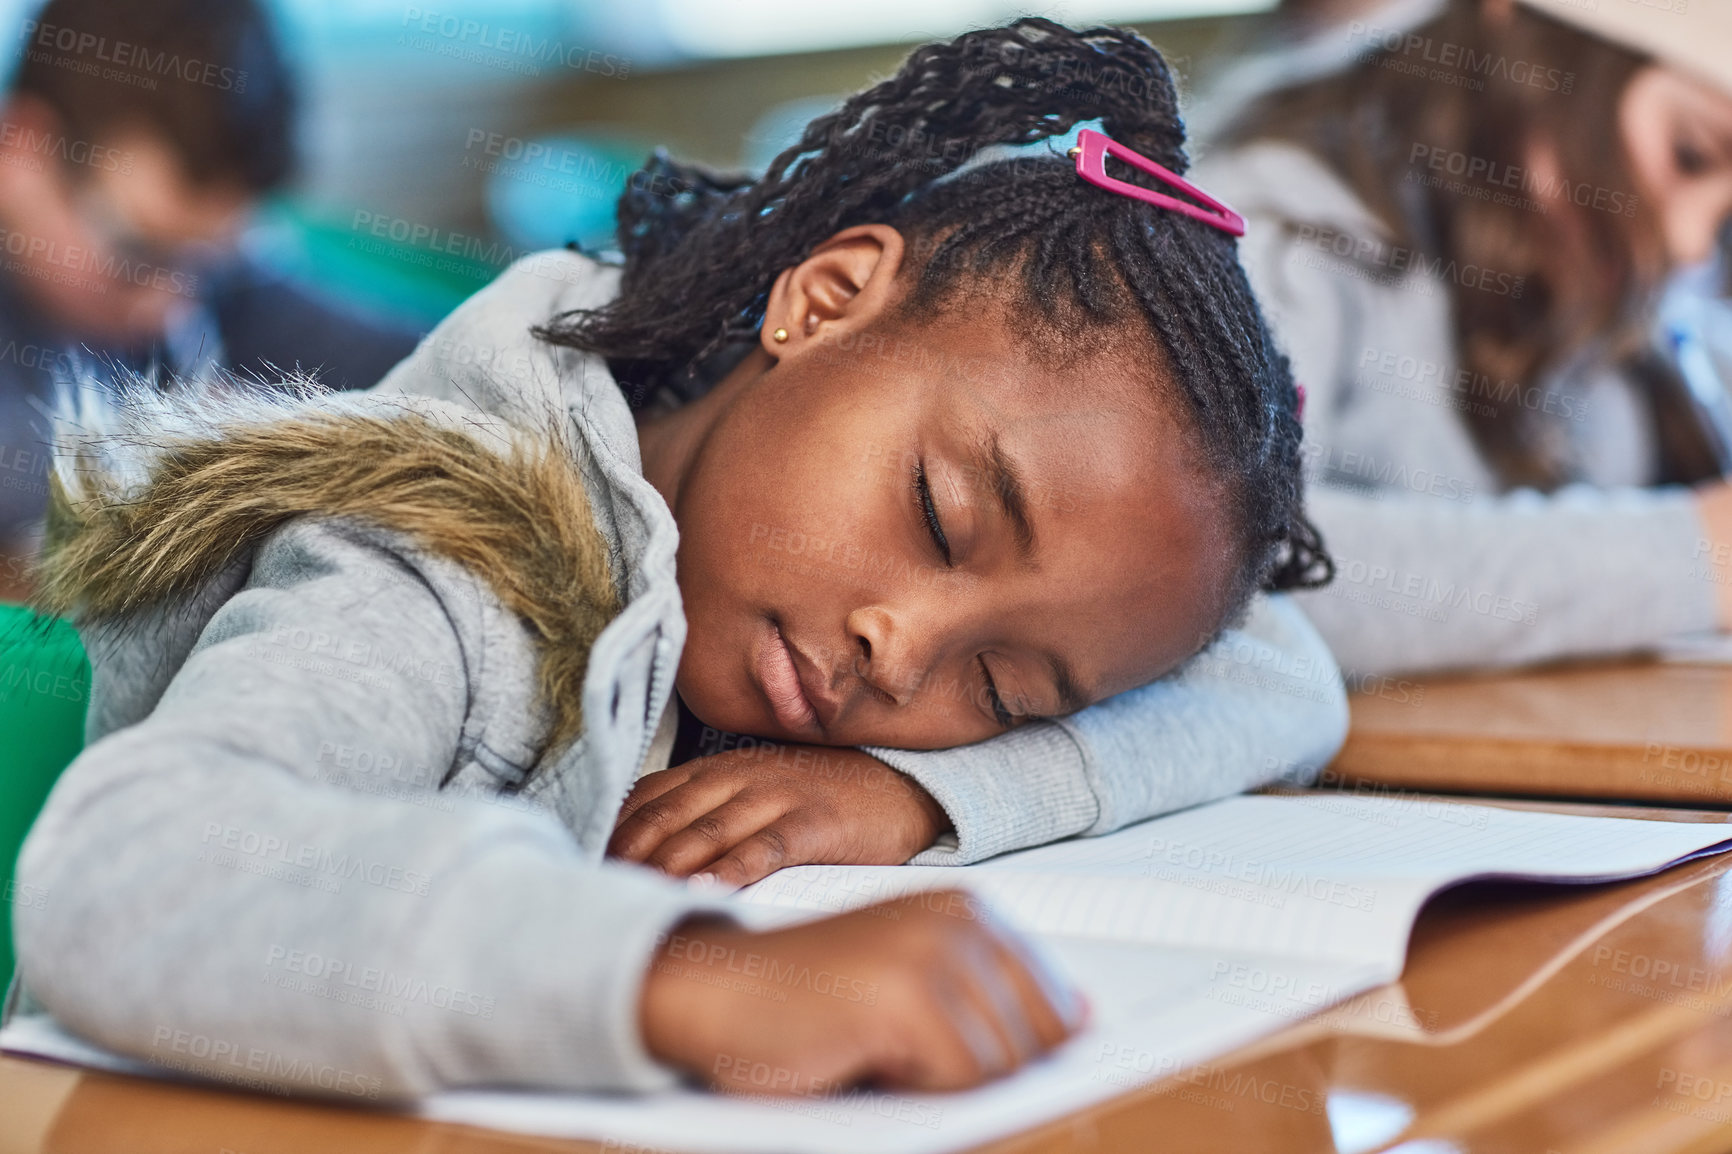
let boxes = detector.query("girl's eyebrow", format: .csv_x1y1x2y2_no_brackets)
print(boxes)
971,433,1037,564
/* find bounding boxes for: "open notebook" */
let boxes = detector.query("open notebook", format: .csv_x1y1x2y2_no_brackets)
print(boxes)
5,793,1730,1154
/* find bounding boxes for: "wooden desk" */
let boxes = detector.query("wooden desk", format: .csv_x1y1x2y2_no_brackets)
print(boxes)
1334,661,1732,806
5,798,1732,1154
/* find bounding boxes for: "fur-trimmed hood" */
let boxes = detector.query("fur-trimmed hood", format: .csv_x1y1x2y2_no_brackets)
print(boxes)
34,252,690,851
36,380,622,757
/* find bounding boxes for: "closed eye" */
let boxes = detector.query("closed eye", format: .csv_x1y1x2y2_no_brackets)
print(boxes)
979,656,1013,728
912,461,952,566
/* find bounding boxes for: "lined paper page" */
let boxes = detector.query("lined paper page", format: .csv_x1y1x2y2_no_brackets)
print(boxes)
739,795,1732,970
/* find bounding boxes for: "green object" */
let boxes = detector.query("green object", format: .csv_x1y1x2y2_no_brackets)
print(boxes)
0,604,89,981
249,196,521,329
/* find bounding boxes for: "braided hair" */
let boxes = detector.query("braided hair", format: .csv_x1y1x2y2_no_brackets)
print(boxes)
537,18,1331,618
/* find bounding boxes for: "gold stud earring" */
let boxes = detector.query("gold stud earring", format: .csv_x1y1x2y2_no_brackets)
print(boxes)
772,327,789,343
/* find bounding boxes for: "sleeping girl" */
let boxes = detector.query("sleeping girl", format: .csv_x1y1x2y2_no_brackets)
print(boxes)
11,18,1344,1100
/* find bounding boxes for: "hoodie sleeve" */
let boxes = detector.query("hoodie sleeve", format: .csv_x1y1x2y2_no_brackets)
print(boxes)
13,519,721,1099
867,595,1349,865
1295,484,1716,676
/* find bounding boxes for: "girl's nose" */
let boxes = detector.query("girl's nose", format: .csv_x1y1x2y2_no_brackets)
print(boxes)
845,605,919,707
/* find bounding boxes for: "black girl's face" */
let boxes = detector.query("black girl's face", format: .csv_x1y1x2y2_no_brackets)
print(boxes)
1620,66,1732,267
652,228,1237,748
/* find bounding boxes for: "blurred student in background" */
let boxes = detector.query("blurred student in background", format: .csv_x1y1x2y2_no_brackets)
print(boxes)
1192,0,1732,675
0,0,417,558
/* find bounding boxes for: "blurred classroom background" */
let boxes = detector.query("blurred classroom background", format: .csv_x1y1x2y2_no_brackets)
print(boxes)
3,0,1279,331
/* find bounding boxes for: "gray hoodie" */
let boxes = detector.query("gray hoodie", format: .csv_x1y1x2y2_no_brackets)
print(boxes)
10,249,1347,1097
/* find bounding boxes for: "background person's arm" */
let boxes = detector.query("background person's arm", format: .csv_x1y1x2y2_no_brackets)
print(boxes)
1299,484,1719,676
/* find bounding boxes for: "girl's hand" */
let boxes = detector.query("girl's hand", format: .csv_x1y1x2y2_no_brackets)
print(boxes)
640,892,1085,1094
608,747,951,888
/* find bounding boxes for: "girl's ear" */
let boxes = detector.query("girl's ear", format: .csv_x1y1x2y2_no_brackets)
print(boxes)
759,224,906,361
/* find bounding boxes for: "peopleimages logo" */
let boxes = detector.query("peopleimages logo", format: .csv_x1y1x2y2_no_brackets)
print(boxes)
1302,441,1478,503
197,822,432,897
1330,558,1538,626
399,7,631,78
1346,20,1574,94
263,945,497,1019
1356,344,1589,424
149,1027,381,1099
1294,223,1525,298
18,20,248,92
1408,143,1638,217
0,120,133,175
0,226,198,298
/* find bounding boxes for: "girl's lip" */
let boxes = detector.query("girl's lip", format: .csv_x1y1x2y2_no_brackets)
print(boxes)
754,620,821,735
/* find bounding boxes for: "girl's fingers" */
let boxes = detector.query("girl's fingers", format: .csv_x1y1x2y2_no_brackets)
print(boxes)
608,773,747,862
956,935,1044,1069
893,929,1067,1091
985,925,1085,1045
643,796,790,877
887,969,1005,1092
612,767,693,826
704,819,819,888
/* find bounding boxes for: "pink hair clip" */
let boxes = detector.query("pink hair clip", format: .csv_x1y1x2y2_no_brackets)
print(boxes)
1067,128,1245,237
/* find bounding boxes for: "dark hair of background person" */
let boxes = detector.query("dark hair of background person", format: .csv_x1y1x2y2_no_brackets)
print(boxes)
536,17,1332,609
1219,0,1681,490
11,0,297,192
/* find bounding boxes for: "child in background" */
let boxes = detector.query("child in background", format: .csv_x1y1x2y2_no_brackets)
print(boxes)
1193,0,1732,675
0,0,420,556
13,19,1344,1101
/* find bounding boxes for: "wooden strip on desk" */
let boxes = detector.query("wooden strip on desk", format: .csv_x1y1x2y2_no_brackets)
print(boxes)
1332,661,1732,804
